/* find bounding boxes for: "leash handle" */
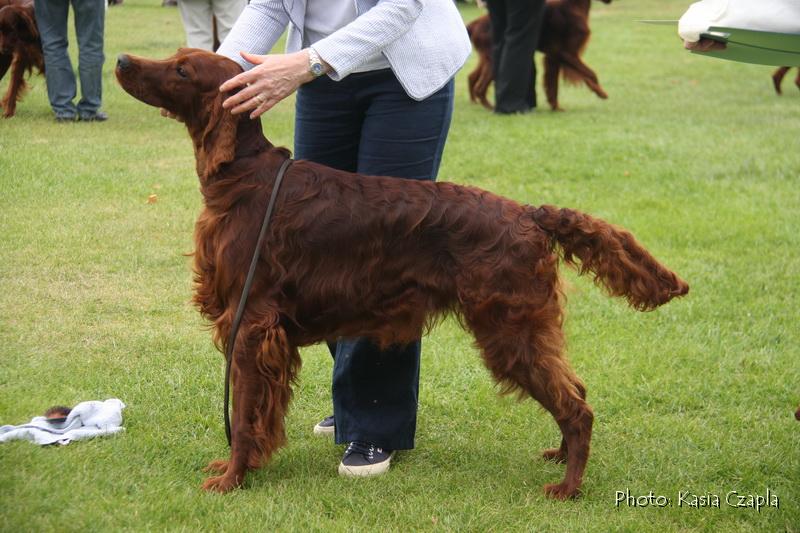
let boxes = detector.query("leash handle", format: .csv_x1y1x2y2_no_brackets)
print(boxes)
224,158,292,447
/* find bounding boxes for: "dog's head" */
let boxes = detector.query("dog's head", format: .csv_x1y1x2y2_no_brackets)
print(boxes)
115,48,245,180
0,2,39,54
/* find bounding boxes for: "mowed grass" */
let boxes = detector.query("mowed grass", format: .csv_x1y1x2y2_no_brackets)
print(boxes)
1,0,799,531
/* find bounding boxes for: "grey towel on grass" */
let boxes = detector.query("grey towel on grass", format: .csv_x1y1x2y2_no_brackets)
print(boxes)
0,398,125,446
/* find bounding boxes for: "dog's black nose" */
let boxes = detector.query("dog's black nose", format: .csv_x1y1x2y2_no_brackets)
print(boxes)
116,54,131,71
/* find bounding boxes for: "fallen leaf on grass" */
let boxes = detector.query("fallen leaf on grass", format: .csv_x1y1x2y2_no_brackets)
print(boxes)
147,194,158,204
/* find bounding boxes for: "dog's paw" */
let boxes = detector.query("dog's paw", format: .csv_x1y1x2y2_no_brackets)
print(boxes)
543,482,580,500
541,448,567,464
201,473,242,493
202,459,230,474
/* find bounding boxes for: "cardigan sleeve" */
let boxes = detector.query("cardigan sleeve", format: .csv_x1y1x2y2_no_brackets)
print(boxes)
311,0,424,80
216,0,291,70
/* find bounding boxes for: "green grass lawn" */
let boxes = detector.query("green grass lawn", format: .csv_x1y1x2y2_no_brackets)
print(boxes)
1,0,799,530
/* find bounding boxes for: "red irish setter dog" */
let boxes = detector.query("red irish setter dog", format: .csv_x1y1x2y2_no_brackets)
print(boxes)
116,49,688,499
467,0,610,111
0,0,43,118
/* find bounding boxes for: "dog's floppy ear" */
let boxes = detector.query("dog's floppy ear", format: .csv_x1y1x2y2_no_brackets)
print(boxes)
195,92,239,181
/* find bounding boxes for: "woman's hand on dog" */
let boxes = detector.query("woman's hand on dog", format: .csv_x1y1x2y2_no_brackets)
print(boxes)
219,50,324,119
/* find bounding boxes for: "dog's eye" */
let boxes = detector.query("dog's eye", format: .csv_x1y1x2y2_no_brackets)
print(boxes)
177,65,188,78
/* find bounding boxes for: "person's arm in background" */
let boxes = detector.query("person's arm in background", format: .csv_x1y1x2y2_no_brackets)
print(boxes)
220,0,425,118
216,0,291,69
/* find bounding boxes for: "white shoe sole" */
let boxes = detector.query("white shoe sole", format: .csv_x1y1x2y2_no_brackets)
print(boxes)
338,451,395,477
313,423,335,436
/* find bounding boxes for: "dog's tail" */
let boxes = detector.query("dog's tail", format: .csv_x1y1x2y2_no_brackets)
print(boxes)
529,205,689,311
561,63,584,86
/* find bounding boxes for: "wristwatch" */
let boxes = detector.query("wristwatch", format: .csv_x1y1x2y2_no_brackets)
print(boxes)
308,48,325,78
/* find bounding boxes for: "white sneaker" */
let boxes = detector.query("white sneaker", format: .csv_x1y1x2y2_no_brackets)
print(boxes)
338,441,395,477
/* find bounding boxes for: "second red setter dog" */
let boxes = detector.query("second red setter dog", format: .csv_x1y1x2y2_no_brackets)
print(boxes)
468,0,610,111
116,49,688,499
0,0,43,118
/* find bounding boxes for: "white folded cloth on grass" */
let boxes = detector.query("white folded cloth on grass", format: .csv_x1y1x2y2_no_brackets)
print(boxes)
679,0,800,43
0,398,126,446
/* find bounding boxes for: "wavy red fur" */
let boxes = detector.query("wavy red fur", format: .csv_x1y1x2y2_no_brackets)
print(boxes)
0,0,43,118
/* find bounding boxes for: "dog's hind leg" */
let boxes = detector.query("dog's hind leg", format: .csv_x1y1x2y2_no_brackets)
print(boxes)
0,53,12,82
1,55,25,118
466,291,593,500
544,54,562,111
474,58,495,110
202,321,300,493
468,65,481,103
560,52,607,101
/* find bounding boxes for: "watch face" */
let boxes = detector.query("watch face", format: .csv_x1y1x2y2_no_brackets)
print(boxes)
311,63,324,76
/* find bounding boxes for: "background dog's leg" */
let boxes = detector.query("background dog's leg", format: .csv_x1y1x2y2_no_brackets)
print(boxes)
544,55,562,111
794,68,800,92
561,53,608,101
468,65,481,103
772,66,789,94
475,59,494,110
202,323,300,493
467,292,593,500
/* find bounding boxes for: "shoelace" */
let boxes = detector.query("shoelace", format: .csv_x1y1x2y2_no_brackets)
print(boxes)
345,441,383,459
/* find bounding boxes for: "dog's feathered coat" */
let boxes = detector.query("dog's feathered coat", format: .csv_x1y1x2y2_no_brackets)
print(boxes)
0,0,43,118
115,49,688,499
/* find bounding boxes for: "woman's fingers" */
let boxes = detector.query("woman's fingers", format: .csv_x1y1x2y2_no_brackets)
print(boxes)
219,70,255,93
239,51,266,65
229,94,261,115
219,51,310,116
222,82,263,111
219,52,267,92
249,94,282,119
684,38,726,52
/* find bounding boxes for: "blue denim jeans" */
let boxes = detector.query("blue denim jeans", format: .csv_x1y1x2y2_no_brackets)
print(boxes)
34,0,105,118
295,69,455,450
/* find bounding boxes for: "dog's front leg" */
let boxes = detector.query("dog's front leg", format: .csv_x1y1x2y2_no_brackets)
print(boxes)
202,324,300,493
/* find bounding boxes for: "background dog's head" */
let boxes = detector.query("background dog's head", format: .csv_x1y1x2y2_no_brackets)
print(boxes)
116,49,245,180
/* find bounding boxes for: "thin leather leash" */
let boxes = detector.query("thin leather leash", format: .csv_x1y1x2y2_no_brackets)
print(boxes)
224,157,292,447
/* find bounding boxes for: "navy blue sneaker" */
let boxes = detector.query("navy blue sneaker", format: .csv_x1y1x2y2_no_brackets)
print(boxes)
313,415,335,436
338,441,395,477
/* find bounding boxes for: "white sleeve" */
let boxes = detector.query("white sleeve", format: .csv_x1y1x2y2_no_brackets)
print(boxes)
311,0,424,80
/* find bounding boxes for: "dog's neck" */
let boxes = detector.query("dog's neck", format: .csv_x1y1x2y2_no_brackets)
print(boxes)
233,116,272,160
191,114,273,184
